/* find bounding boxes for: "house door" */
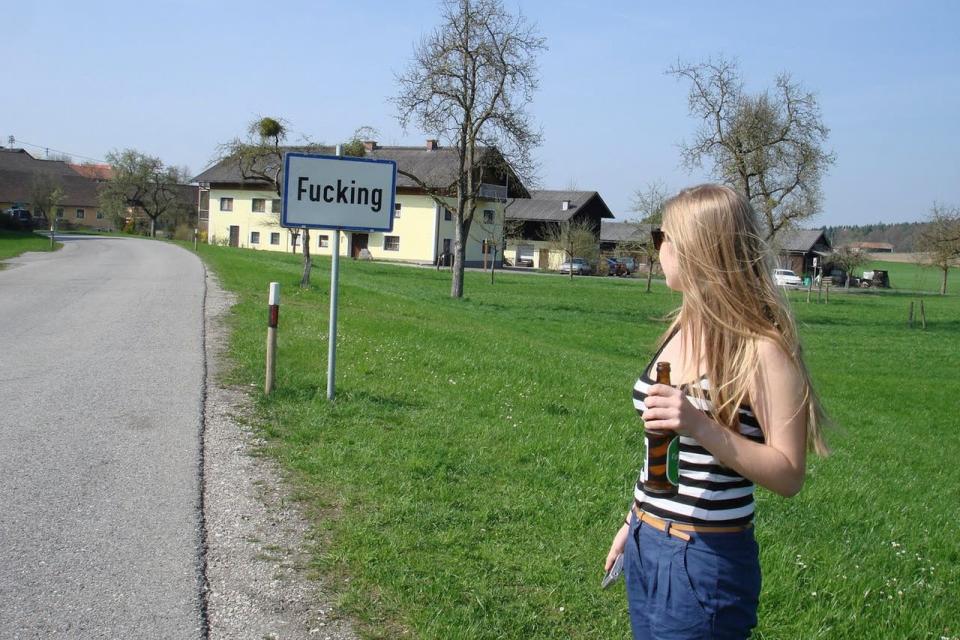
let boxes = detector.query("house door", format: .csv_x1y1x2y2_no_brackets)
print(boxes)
351,233,369,258
229,225,240,248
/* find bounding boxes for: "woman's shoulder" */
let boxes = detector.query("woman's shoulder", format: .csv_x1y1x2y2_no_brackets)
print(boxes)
748,335,804,403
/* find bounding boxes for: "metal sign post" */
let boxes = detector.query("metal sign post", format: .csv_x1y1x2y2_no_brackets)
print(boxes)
280,147,397,401
327,147,342,400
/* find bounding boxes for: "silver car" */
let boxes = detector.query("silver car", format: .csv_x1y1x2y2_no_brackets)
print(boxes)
559,258,592,275
773,268,803,288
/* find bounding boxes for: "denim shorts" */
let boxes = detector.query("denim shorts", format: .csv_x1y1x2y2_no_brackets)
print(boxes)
624,512,761,639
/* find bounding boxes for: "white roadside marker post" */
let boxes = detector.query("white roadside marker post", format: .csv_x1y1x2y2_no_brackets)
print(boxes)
266,282,280,395
194,227,199,251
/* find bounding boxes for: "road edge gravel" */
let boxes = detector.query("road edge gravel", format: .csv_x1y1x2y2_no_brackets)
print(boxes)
202,268,358,640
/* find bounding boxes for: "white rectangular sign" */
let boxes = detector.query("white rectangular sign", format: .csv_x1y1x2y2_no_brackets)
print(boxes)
281,152,397,232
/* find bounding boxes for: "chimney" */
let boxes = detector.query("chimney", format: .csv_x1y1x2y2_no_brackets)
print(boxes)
426,139,439,150
363,140,378,152
561,200,571,211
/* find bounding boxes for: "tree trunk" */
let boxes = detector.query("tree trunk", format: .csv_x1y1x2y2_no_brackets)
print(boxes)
646,262,654,293
489,245,497,285
942,267,948,295
150,217,156,238
300,227,312,288
50,220,56,250
450,217,468,298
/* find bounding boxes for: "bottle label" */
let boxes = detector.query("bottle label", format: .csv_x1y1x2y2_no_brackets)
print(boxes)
666,437,680,485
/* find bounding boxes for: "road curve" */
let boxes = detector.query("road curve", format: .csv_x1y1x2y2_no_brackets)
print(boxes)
0,236,206,639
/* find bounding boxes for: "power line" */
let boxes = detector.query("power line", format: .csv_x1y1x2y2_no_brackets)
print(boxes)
6,137,107,164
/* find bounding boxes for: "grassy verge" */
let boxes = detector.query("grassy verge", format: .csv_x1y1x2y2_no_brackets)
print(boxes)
0,230,60,260
865,258,958,295
197,245,960,639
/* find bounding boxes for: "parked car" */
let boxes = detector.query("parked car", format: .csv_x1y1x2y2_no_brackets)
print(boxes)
559,258,591,275
859,270,890,288
773,268,802,288
605,257,632,277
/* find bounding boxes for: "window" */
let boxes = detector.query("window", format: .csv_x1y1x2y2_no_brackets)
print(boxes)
384,235,400,251
271,199,282,213
319,235,329,248
220,197,233,211
56,208,64,219
250,231,260,244
270,232,280,245
483,209,494,224
444,208,452,221
96,211,104,219
394,203,402,218
252,198,265,212
76,208,85,219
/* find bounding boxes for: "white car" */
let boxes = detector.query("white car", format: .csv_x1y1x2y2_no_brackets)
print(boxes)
773,268,803,288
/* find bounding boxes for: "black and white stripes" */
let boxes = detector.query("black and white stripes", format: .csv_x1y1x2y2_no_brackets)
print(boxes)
633,374,765,525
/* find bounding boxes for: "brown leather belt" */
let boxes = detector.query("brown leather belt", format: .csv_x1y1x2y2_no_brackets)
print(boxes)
633,504,752,542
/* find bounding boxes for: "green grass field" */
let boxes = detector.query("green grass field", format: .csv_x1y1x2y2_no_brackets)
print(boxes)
196,245,960,640
0,230,60,260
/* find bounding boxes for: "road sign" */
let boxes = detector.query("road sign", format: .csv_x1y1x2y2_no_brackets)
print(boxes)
281,152,397,232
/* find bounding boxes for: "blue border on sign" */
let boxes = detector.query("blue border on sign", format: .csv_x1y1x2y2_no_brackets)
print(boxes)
281,152,398,232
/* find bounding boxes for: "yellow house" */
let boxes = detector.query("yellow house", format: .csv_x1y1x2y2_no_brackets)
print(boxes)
193,141,528,267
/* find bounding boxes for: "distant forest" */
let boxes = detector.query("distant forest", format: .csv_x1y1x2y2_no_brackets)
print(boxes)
820,222,928,252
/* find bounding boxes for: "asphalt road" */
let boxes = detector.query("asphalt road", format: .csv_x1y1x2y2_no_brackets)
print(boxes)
0,236,207,639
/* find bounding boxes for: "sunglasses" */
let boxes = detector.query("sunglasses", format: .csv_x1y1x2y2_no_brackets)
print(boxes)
651,228,666,251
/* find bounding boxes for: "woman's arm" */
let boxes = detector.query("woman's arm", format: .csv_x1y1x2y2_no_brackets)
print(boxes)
641,340,807,497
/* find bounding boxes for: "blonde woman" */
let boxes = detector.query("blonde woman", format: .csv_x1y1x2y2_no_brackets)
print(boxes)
604,184,829,639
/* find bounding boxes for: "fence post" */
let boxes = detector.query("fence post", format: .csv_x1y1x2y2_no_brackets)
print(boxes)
920,299,927,329
908,301,914,328
265,282,280,395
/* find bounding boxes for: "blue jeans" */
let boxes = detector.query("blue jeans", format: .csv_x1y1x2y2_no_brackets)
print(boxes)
624,512,761,639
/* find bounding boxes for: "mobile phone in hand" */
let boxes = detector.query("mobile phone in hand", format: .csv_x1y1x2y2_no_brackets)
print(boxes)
601,553,624,589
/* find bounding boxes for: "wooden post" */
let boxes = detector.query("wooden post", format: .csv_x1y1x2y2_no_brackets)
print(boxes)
920,299,927,329
908,301,914,328
265,282,280,395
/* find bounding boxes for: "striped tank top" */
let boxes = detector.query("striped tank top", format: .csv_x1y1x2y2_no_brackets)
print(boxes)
632,339,765,526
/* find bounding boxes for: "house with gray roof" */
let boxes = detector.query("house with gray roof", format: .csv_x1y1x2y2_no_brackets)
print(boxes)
0,148,106,228
503,190,614,270
772,228,832,275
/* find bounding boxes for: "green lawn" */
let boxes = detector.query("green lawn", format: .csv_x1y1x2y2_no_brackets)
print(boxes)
197,245,960,640
0,230,59,260
864,258,956,295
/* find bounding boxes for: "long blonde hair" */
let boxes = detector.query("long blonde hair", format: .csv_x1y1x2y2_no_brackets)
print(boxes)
659,184,829,455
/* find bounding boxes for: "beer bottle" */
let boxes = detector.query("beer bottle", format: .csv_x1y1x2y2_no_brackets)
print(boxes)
642,362,680,496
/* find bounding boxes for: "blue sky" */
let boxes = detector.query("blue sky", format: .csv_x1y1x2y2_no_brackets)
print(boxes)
4,1,958,225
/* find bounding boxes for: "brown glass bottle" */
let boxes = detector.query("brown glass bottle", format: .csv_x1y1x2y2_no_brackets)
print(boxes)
642,362,680,496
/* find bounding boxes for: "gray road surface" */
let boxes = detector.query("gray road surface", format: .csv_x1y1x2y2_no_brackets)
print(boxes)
0,237,206,639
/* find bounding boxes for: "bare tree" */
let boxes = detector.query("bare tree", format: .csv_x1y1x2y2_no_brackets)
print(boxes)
828,245,871,289
668,56,835,240
100,149,191,237
543,217,599,280
393,0,545,298
30,172,63,249
219,117,317,287
630,180,670,225
918,202,960,295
